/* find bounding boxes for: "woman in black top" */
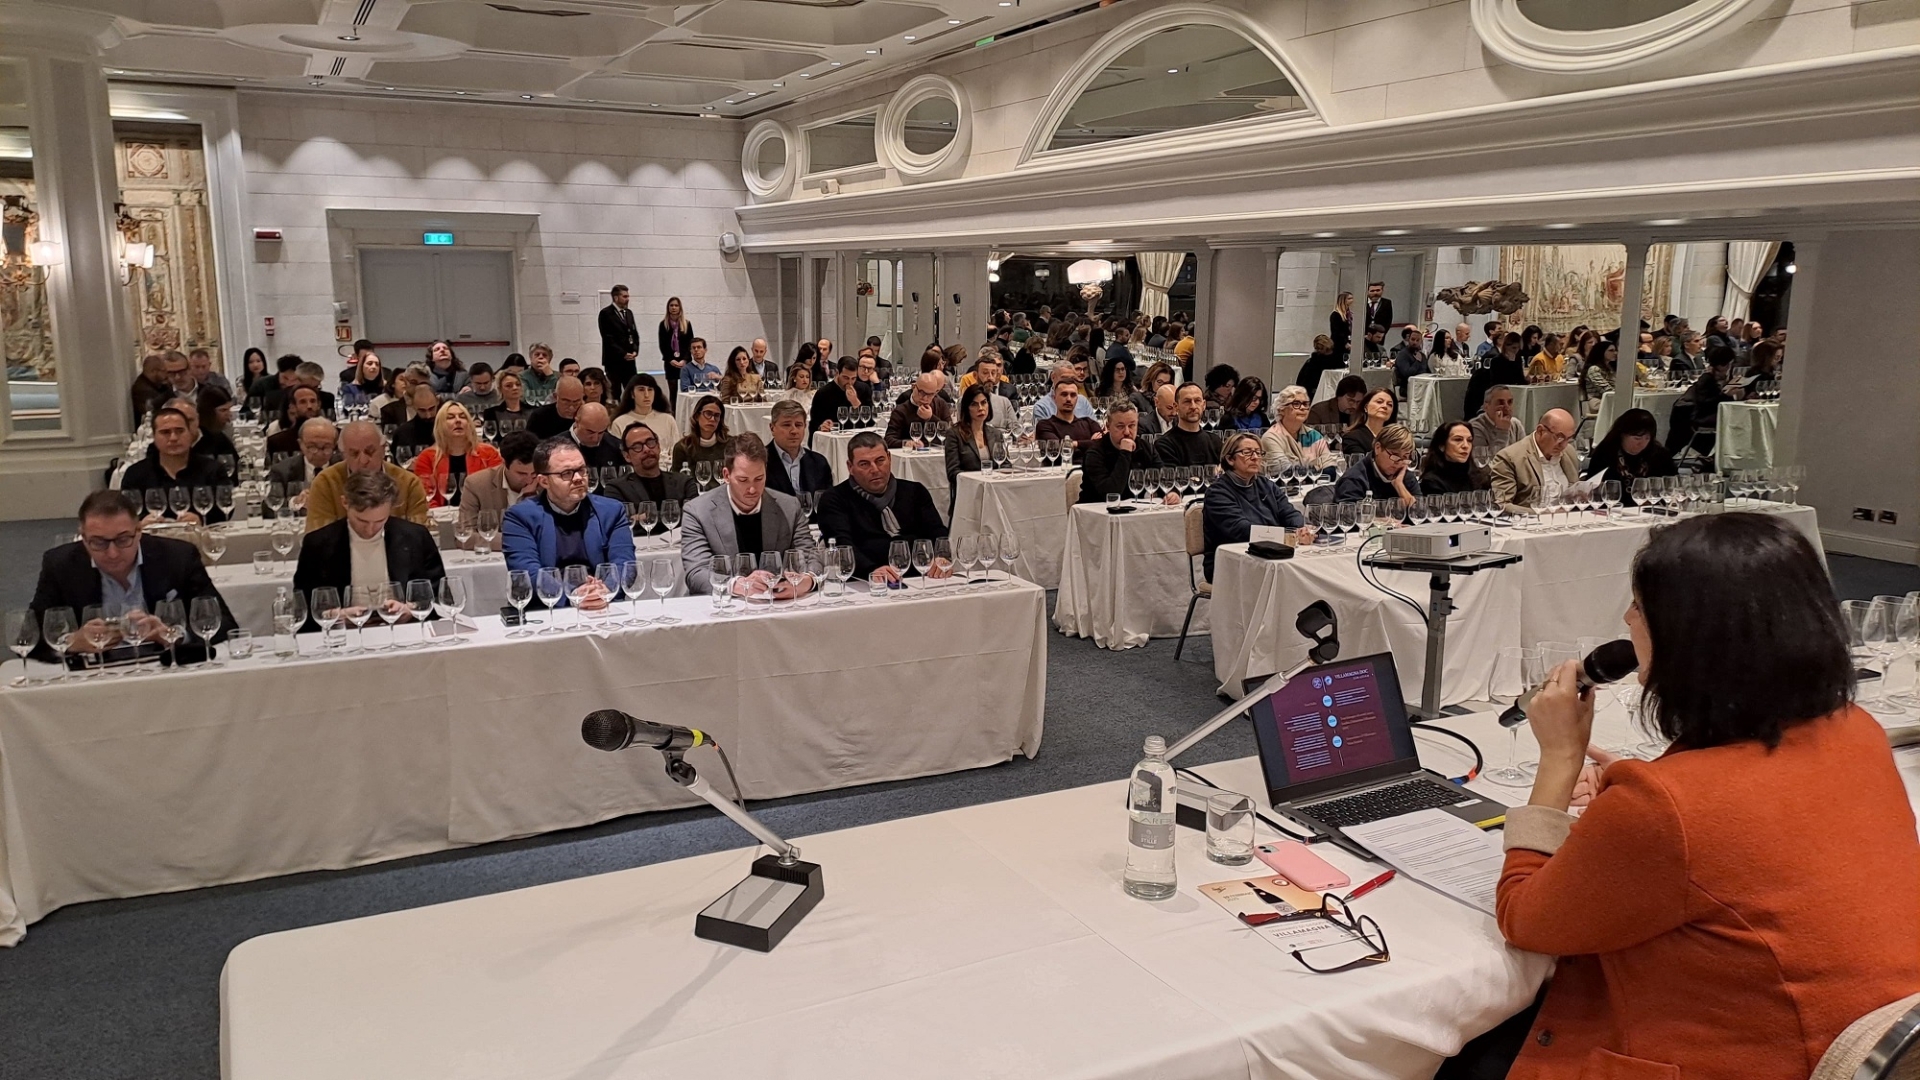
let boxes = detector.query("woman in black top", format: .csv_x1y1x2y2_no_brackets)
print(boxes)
195,385,240,465
1294,334,1346,396
1096,355,1136,399
658,296,692,409
1329,292,1354,363
1585,408,1677,504
1340,388,1397,455
1418,420,1490,493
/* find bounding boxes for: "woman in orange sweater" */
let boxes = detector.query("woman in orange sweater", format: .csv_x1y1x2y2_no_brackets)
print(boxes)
410,402,502,509
1446,512,1920,1080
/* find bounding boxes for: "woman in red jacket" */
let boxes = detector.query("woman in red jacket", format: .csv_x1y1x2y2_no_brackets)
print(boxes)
1445,511,1920,1080
410,402,502,508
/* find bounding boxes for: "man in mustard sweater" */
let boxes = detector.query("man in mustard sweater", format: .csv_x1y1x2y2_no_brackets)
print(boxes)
304,420,431,532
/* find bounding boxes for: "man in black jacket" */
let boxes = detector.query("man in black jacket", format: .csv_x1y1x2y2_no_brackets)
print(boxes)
598,284,640,390
28,489,237,662
763,400,832,498
808,355,865,436
292,468,445,610
816,432,950,581
1079,401,1180,505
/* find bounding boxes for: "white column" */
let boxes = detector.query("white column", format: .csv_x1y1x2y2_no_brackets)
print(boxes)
1197,245,1281,388
0,5,135,519
1616,237,1651,348
1771,233,1821,470
935,250,988,349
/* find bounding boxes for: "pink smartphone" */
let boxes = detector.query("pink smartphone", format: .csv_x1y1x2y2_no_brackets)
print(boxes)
1254,841,1350,891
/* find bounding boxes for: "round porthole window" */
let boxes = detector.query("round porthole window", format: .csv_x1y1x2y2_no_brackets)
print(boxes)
879,75,970,184
741,120,796,201
1471,0,1769,73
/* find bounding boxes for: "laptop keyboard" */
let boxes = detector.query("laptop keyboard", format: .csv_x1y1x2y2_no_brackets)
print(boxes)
1302,779,1467,828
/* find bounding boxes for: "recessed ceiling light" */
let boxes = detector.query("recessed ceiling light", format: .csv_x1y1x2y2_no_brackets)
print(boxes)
800,73,812,78
998,2,1012,6
649,103,659,107
1166,68,1178,74
705,105,716,110
1456,226,1490,233
1380,228,1409,236
338,34,360,42
866,49,879,54
771,81,783,87
904,34,916,40
1311,231,1338,238
454,90,467,95
521,94,533,99
725,99,735,104
1376,246,1397,253
383,86,395,90
829,61,841,66
1544,222,1578,229
948,17,961,23
745,92,756,97
1645,218,1688,226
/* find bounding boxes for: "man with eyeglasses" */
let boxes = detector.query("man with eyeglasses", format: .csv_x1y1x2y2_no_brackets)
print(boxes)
885,372,952,450
501,437,633,610
1491,407,1581,516
27,489,235,663
1333,423,1423,509
604,423,698,522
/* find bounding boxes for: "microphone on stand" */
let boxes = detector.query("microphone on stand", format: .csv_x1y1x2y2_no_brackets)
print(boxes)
1499,639,1639,727
581,709,706,753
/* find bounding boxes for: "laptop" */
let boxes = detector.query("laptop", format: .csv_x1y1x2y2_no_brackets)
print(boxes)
1249,652,1508,858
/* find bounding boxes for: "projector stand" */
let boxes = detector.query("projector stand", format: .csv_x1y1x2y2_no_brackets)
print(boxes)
1360,549,1522,721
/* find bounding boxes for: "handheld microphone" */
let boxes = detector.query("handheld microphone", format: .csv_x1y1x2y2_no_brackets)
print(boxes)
1498,639,1639,727
581,710,707,753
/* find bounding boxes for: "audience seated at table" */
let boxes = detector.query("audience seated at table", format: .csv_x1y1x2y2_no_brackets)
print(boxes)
1224,376,1271,432
562,402,623,472
1468,385,1527,460
1031,363,1097,422
681,433,819,596
1525,332,1568,382
1583,408,1677,503
603,423,699,516
119,403,233,525
482,368,532,432
718,346,764,403
305,421,432,533
390,382,443,454
763,400,833,498
28,489,236,663
268,417,339,494
1306,374,1367,429
1444,512,1920,1080
945,385,1008,499
1292,335,1345,396
1490,408,1580,515
1340,388,1399,456
671,395,729,474
677,338,723,391
1666,347,1735,459
1391,327,1429,395
262,360,335,428
885,372,953,450
193,385,240,465
1258,384,1330,469
1079,400,1175,506
293,469,446,617
458,429,539,541
501,438,633,610
1202,432,1309,581
1464,332,1528,419
1417,420,1491,494
409,403,503,508
1334,423,1422,507
1579,339,1622,413
959,353,1015,427
1035,379,1102,463
1156,383,1225,467
524,375,584,441
608,373,678,448
1094,355,1136,400
1429,328,1465,365
781,363,815,414
808,356,866,436
263,384,324,463
451,362,499,415
816,432,950,580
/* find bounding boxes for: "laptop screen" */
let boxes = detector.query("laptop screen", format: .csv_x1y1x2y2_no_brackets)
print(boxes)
1249,653,1420,803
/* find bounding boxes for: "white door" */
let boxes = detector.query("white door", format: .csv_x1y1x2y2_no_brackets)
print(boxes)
360,248,516,368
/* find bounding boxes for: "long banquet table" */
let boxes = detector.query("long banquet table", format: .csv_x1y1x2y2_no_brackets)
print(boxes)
227,693,1920,1080
0,578,1048,947
1211,502,1820,700
1503,381,1581,427
1717,400,1778,472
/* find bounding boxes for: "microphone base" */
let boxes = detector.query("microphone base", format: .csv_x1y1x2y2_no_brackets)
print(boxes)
695,854,824,953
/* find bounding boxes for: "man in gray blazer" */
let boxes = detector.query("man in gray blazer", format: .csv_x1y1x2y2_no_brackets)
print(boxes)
1490,408,1581,516
680,433,819,595
457,430,539,540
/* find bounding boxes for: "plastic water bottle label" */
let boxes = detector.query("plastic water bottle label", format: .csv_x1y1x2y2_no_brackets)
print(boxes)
1129,812,1175,850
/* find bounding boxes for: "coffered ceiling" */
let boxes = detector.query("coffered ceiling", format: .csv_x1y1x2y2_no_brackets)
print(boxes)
51,0,1102,117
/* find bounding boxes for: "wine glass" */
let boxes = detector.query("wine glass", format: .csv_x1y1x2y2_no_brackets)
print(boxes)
695,461,714,490
660,500,682,542
1886,594,1920,712
453,515,473,557
563,565,592,632
1600,480,1622,517
887,540,911,588
954,534,978,591
507,570,534,637
1487,647,1545,785
265,481,286,517
998,530,1022,586
6,608,40,683
310,587,342,654
709,554,736,617
365,582,397,650
832,544,855,598
910,539,934,583
435,577,469,642
1127,469,1145,502
779,548,807,608
192,486,214,520
42,606,77,682
341,587,373,653
932,537,953,587
406,579,435,647
215,484,236,520
632,501,656,543
633,556,671,623
81,603,117,677
620,559,648,627
274,591,306,660
200,526,229,566
477,509,500,556
271,521,296,568
534,568,565,634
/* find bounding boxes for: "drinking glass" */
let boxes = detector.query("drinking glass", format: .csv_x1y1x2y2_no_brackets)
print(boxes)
780,548,807,608
833,544,856,597
867,569,889,600
660,500,682,541
507,570,534,637
253,550,273,576
453,515,473,556
651,556,679,623
201,526,229,565
563,565,592,631
954,534,978,591
1887,594,1920,712
436,577,469,642
695,461,714,489
888,540,911,585
753,551,783,611
477,509,500,556
192,486,214,519
310,587,342,653
998,531,1022,585
271,522,296,568
710,554,736,616
620,560,648,626
343,587,375,653
534,568,565,633
372,582,402,649
42,606,77,681
215,485,236,519
632,501,656,541
1488,647,1545,785
82,604,117,677
265,482,286,517
1205,792,1255,866
168,486,192,519
6,608,41,683
910,539,934,583
226,628,254,662
406,579,435,647
274,591,306,660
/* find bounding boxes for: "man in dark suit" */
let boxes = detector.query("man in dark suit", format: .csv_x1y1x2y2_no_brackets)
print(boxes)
816,432,951,581
764,400,832,498
264,385,324,465
28,489,237,663
1364,281,1393,333
598,284,640,391
293,468,445,613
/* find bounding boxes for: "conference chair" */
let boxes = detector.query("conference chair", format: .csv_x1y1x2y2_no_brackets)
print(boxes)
1063,466,1082,511
1811,993,1920,1080
1174,501,1208,661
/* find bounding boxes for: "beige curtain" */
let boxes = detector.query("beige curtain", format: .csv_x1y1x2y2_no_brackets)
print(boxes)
1721,241,1779,322
1137,252,1184,320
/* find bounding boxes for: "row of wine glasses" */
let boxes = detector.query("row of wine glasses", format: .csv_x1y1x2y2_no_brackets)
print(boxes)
712,550,824,614
1125,466,1221,502
504,560,680,635
626,500,683,540
452,509,502,557
5,597,226,683
1844,594,1920,712
1407,490,1504,528
261,480,308,518
1724,466,1803,504
129,485,237,522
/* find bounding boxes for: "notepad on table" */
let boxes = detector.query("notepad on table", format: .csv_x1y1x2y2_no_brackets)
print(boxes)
1343,808,1506,915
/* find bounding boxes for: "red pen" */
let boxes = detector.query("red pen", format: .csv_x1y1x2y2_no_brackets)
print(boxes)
1344,870,1395,901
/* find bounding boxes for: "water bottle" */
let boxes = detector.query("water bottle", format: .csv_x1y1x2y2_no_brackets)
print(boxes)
1123,735,1179,900
270,587,297,658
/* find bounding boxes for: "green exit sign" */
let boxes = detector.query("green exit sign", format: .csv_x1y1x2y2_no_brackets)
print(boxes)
422,232,455,246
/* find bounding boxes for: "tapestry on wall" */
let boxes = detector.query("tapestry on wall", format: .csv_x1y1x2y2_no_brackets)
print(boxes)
1496,244,1673,337
115,131,222,369
1,180,55,383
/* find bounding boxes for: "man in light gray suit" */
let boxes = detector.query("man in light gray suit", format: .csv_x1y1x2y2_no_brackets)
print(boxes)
680,433,819,596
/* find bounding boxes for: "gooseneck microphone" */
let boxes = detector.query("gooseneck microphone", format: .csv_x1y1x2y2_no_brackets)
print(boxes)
581,709,706,753
1499,639,1640,728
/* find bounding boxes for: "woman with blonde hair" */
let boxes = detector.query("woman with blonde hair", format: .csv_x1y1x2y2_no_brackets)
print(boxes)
410,401,503,508
657,296,692,409
1329,291,1355,362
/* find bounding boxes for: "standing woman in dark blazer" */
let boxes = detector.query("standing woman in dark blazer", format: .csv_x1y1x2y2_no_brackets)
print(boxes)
1329,291,1355,364
657,296,692,411
943,384,1006,513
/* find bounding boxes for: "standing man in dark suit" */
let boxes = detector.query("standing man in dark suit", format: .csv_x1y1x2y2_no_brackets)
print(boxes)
598,284,640,392
816,432,950,581
28,489,237,663
1364,281,1394,334
293,469,445,613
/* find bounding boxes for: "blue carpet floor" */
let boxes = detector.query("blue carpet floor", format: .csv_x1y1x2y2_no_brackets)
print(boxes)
0,515,1912,1079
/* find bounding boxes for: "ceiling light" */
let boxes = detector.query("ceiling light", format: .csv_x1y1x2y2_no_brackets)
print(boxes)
725,99,735,103
948,18,961,23
745,92,756,97
1166,68,1178,74
1380,228,1409,236
987,271,1000,282
521,94,533,99
1376,246,1396,253
338,33,360,42
1645,218,1688,226
1456,225,1490,233
1310,231,1338,238
772,81,783,87
650,103,659,107
829,61,841,66
800,73,812,78
1785,262,1797,274
866,48,879,54
1544,222,1578,229
705,105,716,110
454,91,467,95
904,34,916,40
999,2,1012,6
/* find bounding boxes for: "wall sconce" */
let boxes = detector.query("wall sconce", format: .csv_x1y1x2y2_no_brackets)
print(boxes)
28,239,63,267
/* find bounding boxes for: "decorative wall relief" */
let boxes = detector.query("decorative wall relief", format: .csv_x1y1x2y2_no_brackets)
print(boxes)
0,183,55,382
114,131,222,367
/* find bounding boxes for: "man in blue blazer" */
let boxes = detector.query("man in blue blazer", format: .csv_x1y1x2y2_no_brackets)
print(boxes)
502,437,635,608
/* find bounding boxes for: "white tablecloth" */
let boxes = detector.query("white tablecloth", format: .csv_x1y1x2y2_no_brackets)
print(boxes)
1055,501,1210,650
1406,375,1470,433
1503,382,1581,427
1717,401,1778,473
948,469,1072,589
821,443,951,524
1314,366,1393,404
0,580,1048,947
1592,387,1686,447
1211,505,1820,699
674,395,775,443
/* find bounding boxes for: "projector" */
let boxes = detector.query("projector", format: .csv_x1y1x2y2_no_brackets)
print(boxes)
1383,521,1492,559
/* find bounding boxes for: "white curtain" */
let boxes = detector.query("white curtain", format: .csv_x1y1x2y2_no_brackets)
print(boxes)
1721,241,1779,322
1137,252,1185,320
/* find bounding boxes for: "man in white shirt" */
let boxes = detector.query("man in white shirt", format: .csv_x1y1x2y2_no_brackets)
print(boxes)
269,418,339,490
1490,408,1580,516
679,434,818,596
748,338,774,381
763,399,831,498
